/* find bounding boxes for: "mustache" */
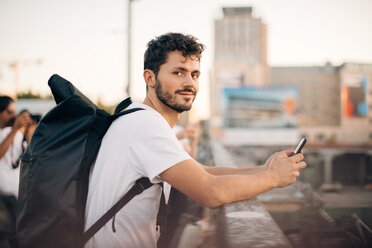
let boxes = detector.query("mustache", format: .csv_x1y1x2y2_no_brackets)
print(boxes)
175,88,196,95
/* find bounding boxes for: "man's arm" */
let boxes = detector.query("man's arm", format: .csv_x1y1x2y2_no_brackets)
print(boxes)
160,151,306,208
0,112,31,159
23,120,37,143
202,164,267,176
0,128,19,159
202,151,282,175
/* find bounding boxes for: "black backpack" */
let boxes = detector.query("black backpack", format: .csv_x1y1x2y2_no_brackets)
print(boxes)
15,74,154,248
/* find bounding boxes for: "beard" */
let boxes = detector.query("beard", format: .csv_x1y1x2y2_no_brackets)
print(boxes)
155,78,196,113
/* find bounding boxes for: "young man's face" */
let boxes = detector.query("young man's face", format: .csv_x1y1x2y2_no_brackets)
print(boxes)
155,51,200,113
0,102,16,128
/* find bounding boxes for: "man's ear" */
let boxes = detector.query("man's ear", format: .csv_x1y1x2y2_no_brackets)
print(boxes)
143,69,156,88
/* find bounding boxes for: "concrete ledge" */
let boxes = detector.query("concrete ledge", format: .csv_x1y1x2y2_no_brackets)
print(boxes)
209,141,292,248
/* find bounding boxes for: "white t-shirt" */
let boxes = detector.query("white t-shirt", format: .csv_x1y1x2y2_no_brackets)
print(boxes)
0,127,24,197
84,102,191,248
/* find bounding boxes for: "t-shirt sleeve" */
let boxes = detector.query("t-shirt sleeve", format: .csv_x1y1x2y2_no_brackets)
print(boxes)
130,112,191,183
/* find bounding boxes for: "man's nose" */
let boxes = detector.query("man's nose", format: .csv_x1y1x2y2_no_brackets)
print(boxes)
183,74,196,87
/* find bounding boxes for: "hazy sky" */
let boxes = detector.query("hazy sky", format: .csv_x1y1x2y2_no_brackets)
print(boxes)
1,0,371,118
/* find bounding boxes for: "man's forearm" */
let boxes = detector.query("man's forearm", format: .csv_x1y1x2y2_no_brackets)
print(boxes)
0,128,18,159
202,164,266,176
209,170,276,207
162,160,273,208
162,152,304,208
190,140,198,160
24,124,36,143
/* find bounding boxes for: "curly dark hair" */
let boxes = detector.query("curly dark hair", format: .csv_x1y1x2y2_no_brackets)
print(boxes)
144,33,205,76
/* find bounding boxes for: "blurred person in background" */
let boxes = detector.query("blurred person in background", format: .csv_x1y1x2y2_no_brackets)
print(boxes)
0,95,36,246
0,96,36,198
173,122,199,159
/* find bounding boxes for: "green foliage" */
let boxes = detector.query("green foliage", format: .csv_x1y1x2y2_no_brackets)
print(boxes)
17,90,52,99
97,98,115,114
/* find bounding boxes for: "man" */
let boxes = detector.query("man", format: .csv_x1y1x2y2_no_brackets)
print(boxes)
173,122,199,159
0,96,35,198
84,33,306,248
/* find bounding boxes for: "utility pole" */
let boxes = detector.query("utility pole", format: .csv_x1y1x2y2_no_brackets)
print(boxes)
10,61,20,97
125,0,133,97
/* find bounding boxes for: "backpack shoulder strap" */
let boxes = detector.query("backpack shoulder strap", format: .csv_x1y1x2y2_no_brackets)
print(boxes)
114,97,133,114
110,97,144,121
110,107,144,121
82,102,147,244
82,177,153,244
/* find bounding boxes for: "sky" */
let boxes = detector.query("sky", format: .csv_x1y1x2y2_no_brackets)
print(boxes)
0,0,371,119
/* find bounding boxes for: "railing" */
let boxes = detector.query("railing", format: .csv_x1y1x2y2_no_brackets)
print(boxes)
206,141,293,248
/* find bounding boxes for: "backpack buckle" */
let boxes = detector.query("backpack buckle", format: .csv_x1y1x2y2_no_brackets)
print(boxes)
156,216,167,234
134,181,146,194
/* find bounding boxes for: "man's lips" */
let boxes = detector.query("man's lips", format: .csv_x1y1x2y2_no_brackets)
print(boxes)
175,89,196,96
178,92,194,96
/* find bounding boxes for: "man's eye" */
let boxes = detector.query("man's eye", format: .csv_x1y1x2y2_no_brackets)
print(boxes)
192,74,199,79
173,71,182,76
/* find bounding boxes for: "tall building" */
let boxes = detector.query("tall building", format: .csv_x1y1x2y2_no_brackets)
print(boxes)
211,7,270,121
214,7,267,65
210,7,300,146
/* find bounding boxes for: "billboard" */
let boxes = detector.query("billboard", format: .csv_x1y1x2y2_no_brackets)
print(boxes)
222,87,298,128
341,73,368,118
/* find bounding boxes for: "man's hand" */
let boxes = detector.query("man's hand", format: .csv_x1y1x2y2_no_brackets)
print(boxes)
13,111,32,131
24,120,37,143
0,111,32,159
266,150,306,188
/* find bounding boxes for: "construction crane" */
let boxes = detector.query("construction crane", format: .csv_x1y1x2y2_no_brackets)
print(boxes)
0,58,43,98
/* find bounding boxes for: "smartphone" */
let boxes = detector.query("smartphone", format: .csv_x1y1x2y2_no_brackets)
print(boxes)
293,137,307,155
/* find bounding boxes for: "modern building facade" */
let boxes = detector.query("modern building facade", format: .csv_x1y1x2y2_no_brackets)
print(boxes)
211,6,372,146
211,7,270,121
271,63,372,144
271,63,340,127
214,7,267,65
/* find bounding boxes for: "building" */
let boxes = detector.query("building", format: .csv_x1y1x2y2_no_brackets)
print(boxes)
211,6,372,146
338,63,372,144
271,62,372,145
214,7,267,65
271,63,340,127
210,7,300,146
211,7,270,120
